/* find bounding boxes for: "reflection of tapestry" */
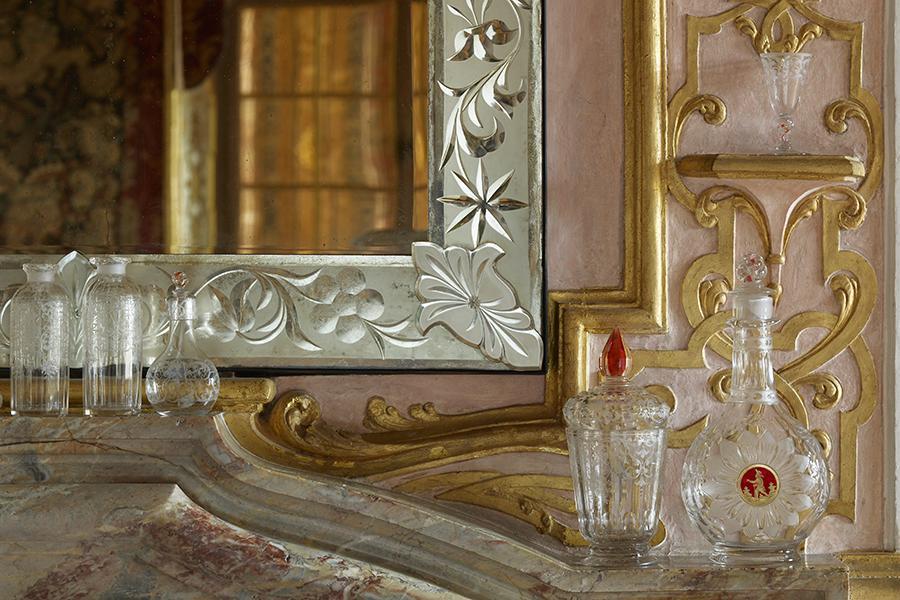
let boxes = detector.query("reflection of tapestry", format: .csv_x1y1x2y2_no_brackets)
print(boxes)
0,0,164,252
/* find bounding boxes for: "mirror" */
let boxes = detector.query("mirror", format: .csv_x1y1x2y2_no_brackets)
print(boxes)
0,0,428,255
0,0,543,370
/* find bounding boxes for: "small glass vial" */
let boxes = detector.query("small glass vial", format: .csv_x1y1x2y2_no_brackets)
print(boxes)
563,328,670,566
145,272,219,416
10,263,71,416
83,257,143,416
681,254,830,565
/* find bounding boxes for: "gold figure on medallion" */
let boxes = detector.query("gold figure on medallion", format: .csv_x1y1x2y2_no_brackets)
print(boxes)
738,464,779,507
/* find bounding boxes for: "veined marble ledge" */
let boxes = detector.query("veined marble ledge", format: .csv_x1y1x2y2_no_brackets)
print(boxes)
0,412,856,599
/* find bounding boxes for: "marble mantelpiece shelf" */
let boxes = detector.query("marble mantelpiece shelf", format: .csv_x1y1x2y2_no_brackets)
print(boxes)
0,377,275,415
562,555,848,599
0,415,882,599
676,153,866,182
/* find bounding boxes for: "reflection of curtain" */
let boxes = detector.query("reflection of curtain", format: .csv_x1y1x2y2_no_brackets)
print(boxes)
0,0,164,253
234,0,427,254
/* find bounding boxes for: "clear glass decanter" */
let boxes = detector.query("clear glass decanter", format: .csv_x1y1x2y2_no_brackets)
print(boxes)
563,329,670,566
681,254,829,565
10,263,71,416
145,272,219,416
83,257,144,416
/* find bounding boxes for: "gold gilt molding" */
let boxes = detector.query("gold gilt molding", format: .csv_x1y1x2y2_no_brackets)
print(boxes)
395,471,666,549
0,378,276,416
662,0,882,523
841,553,900,599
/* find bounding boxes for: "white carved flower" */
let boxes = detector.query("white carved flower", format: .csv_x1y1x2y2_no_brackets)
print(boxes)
310,268,384,344
703,430,815,539
413,242,541,368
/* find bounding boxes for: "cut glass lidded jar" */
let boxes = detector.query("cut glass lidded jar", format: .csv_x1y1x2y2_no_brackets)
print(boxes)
563,329,670,566
83,257,143,416
10,263,71,416
681,254,829,565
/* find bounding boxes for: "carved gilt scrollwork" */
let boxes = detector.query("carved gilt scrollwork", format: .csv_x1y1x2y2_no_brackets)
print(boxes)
661,0,882,524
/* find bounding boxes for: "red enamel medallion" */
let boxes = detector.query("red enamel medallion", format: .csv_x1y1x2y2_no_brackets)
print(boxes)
738,464,779,506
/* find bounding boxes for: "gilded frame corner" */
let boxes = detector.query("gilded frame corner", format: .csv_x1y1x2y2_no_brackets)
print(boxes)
223,0,668,479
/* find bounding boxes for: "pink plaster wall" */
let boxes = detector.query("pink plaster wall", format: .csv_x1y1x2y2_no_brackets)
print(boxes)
545,0,625,290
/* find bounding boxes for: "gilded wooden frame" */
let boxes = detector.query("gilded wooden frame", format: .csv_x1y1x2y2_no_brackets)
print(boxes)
221,0,667,495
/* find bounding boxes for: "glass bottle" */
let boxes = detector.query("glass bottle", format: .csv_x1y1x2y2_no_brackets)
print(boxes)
681,254,829,565
145,272,219,416
563,328,670,566
10,263,70,416
83,257,143,416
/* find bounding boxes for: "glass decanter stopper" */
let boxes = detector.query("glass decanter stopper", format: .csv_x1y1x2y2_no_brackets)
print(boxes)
145,272,219,416
83,257,143,416
10,263,70,416
563,329,670,566
681,254,829,565
760,52,812,154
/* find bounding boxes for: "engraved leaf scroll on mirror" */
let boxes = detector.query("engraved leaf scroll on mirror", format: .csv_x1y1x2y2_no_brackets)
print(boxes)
0,0,543,370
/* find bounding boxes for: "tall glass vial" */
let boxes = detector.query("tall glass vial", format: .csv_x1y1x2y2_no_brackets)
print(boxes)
145,272,219,416
681,254,829,565
83,257,143,416
10,263,71,416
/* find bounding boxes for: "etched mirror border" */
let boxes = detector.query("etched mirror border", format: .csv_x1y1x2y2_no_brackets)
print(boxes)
0,0,543,371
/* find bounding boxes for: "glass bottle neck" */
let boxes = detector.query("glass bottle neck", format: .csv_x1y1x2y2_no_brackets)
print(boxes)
166,318,196,354
729,318,778,405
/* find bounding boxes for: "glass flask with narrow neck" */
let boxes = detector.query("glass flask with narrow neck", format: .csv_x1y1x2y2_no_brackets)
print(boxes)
145,273,219,416
681,254,829,565
83,257,144,416
10,263,70,416
563,328,670,566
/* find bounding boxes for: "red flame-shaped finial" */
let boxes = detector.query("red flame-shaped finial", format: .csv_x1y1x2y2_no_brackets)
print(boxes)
602,328,629,378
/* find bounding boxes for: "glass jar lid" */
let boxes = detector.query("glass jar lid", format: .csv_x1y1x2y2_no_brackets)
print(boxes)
563,328,670,431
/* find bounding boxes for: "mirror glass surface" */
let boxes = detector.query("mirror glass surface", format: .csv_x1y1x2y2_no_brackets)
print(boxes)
0,0,428,255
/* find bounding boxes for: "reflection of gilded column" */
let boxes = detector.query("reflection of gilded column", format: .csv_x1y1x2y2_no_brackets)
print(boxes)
165,0,218,254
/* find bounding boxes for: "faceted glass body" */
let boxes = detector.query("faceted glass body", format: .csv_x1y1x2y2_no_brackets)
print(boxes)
682,402,829,564
83,258,143,416
146,274,219,416
564,330,670,566
760,52,811,154
10,264,70,416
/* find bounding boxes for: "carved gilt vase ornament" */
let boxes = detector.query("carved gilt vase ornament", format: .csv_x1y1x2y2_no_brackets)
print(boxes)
564,329,670,566
681,254,829,565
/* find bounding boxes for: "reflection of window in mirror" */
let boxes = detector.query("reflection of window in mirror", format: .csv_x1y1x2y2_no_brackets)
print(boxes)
221,0,429,255
0,1,428,255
